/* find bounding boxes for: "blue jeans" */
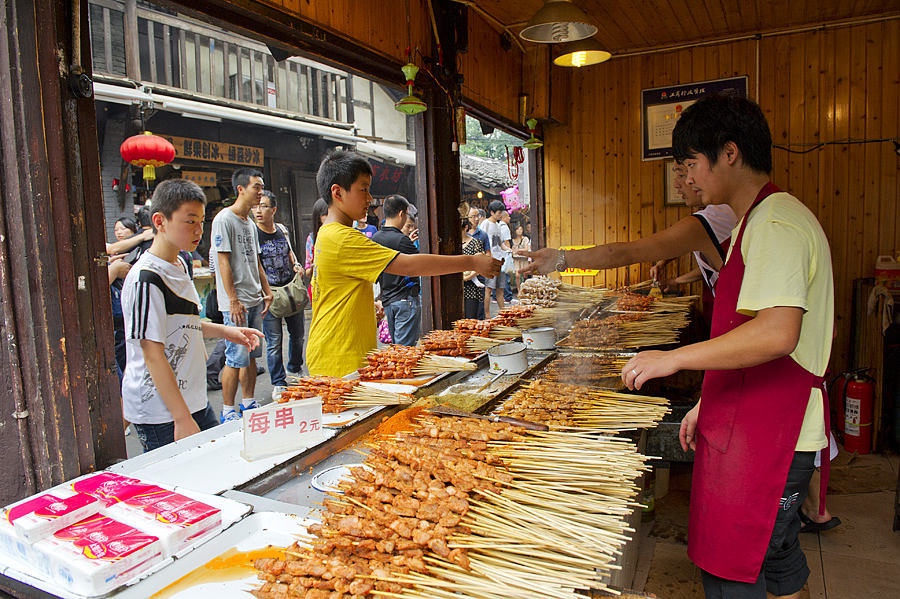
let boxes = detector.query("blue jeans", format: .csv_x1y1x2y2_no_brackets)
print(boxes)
385,295,421,346
223,303,264,368
134,403,219,453
262,310,305,387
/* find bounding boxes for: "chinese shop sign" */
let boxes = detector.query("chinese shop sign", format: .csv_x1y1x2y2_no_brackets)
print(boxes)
368,161,408,196
241,398,325,461
159,135,264,167
182,171,217,187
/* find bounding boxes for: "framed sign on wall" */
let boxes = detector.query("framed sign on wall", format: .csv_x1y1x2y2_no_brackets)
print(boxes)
641,76,748,161
664,160,685,206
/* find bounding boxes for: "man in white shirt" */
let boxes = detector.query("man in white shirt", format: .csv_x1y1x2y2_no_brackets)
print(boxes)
478,200,511,315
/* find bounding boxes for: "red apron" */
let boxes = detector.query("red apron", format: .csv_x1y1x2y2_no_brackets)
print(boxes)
687,183,830,582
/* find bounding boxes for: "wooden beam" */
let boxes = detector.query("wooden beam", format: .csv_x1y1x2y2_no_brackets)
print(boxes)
0,0,125,506
124,0,140,79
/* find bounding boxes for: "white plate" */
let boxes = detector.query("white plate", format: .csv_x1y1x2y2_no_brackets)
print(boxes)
310,464,365,493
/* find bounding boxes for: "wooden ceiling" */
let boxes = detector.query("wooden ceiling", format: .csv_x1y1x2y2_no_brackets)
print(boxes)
472,0,900,53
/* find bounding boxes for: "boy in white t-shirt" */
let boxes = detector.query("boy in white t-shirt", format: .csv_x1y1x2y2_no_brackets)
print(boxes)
121,179,264,453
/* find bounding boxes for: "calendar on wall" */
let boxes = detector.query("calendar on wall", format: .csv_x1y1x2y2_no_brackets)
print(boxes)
641,76,748,161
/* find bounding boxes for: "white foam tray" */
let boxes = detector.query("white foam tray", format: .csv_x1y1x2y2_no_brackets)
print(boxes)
109,421,334,495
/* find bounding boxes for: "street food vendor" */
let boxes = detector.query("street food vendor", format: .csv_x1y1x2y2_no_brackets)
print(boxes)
622,95,833,599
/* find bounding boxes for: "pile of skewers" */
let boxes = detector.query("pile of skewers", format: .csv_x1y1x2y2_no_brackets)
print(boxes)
254,410,654,599
419,330,504,357
517,275,609,310
535,353,632,387
452,319,520,341
495,379,669,431
611,290,698,314
491,305,537,326
280,376,412,412
558,311,690,349
358,345,477,381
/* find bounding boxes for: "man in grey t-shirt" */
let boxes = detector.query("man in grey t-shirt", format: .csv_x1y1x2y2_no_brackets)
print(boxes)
211,167,272,421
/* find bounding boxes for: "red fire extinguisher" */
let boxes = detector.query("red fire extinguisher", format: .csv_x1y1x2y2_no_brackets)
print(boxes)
842,368,875,454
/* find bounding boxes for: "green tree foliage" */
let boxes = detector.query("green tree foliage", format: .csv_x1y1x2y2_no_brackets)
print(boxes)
461,116,522,159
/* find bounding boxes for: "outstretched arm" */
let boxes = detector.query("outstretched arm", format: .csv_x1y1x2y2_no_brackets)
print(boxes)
520,215,719,275
385,252,500,278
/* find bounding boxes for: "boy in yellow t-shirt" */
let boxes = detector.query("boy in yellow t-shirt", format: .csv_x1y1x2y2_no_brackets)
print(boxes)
306,151,500,377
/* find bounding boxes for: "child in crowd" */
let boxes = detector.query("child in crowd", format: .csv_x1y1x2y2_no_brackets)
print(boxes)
121,179,263,453
306,151,500,377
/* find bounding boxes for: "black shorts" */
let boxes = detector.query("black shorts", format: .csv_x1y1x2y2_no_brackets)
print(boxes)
701,451,816,598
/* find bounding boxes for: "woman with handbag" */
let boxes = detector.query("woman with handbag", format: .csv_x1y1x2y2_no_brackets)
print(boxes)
253,191,306,399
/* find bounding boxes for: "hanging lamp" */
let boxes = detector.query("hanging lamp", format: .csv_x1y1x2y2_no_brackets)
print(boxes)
519,0,597,44
553,36,611,67
119,131,175,184
394,63,427,115
522,119,543,149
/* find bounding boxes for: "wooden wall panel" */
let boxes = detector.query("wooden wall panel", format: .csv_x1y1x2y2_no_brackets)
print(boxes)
543,20,900,373
458,11,523,122
256,0,432,65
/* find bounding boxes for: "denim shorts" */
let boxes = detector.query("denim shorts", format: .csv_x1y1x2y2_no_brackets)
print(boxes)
134,403,219,453
223,303,263,368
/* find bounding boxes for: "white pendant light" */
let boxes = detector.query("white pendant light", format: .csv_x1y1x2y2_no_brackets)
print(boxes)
519,0,598,44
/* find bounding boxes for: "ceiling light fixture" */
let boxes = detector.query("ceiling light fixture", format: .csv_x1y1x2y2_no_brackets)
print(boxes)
552,37,611,67
519,0,598,44
522,118,543,149
394,63,427,115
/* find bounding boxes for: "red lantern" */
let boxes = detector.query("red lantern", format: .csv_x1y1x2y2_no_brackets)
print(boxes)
120,131,175,183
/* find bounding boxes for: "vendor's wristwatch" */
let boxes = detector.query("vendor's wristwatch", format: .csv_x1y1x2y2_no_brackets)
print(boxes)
554,249,568,272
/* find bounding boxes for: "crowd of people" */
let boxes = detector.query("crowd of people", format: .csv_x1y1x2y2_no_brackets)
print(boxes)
107,156,520,452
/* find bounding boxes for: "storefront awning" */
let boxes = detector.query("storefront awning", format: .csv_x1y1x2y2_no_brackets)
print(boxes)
93,82,363,144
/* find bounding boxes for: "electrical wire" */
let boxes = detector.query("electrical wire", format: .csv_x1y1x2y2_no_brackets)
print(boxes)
415,48,458,147
773,138,897,154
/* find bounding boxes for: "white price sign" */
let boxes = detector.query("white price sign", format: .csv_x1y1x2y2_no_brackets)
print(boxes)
241,398,324,461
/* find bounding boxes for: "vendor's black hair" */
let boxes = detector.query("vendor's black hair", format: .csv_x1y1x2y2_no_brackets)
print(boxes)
150,179,206,231
316,151,373,206
232,167,263,193
383,194,410,219
672,94,772,174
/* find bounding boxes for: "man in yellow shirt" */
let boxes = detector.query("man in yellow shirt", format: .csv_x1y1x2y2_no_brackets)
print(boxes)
622,95,833,599
306,151,500,377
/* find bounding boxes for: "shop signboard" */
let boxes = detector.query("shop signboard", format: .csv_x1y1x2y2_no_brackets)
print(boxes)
369,161,408,196
240,398,323,461
559,245,599,276
641,76,748,160
159,134,264,167
182,171,217,187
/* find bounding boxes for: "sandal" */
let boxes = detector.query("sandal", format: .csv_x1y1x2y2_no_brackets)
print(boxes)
799,511,842,533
